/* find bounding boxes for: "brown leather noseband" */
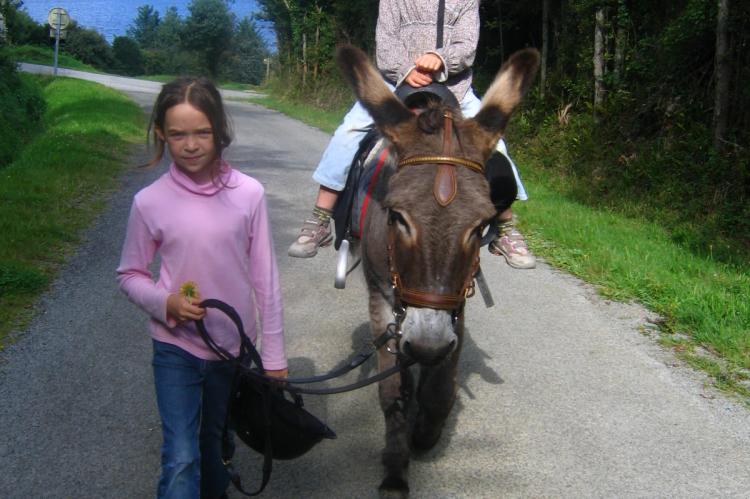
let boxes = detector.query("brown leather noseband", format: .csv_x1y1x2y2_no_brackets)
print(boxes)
388,111,484,313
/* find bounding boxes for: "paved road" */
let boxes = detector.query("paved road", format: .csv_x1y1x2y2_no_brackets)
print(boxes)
2,72,749,498
18,62,263,100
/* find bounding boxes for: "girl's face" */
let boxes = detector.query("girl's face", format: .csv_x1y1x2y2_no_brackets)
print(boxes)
157,102,217,183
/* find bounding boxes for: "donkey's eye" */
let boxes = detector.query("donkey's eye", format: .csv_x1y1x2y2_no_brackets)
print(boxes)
465,222,489,246
389,210,411,235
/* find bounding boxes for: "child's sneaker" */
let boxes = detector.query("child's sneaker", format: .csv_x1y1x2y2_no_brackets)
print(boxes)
288,218,332,258
489,219,536,269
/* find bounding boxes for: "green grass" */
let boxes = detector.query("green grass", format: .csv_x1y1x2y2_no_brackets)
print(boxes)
218,81,260,92
512,152,750,401
10,44,100,72
248,94,347,134
251,89,749,403
0,76,143,348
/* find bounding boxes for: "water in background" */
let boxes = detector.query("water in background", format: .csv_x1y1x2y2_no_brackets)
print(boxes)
21,0,274,46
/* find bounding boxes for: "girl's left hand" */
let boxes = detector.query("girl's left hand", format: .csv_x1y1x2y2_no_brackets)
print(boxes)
265,368,288,379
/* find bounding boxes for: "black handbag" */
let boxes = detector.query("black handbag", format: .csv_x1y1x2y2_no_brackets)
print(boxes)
196,299,336,496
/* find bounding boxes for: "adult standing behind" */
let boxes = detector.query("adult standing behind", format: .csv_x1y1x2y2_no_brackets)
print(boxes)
288,0,535,269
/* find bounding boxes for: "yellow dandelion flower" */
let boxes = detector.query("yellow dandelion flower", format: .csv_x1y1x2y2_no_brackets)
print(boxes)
180,281,199,303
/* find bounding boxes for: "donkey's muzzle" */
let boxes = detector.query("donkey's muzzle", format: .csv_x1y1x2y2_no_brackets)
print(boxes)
402,339,456,366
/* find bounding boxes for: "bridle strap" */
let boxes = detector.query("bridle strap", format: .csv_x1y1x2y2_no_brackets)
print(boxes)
434,112,457,206
398,155,484,174
388,230,481,312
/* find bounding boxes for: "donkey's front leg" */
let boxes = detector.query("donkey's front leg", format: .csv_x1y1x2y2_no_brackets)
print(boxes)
412,317,464,451
369,290,412,498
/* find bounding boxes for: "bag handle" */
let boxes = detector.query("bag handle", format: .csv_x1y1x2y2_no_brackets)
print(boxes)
196,299,272,497
196,298,264,371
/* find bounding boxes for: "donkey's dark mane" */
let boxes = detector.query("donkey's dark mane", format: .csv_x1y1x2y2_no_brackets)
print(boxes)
415,103,461,134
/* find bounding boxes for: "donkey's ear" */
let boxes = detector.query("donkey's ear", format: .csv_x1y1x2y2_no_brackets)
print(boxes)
336,45,413,139
467,48,540,152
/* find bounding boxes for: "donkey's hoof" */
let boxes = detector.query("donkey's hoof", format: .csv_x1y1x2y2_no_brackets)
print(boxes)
412,425,443,451
379,476,409,498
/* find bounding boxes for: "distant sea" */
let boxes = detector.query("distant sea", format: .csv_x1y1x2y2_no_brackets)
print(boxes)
20,0,275,47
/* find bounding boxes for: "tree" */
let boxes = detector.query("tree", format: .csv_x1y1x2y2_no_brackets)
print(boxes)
713,0,730,151
593,5,606,111
540,0,549,98
613,0,627,82
127,5,160,49
9,9,47,45
223,17,268,84
112,36,144,75
182,0,234,77
1,0,23,44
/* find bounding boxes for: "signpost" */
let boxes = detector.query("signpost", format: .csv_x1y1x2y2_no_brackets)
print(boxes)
263,57,271,83
47,7,70,76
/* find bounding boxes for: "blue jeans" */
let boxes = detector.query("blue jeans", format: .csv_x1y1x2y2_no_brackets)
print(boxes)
312,86,527,200
152,340,235,499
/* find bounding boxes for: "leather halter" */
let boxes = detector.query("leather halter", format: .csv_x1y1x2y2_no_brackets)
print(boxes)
397,110,484,207
388,111,483,313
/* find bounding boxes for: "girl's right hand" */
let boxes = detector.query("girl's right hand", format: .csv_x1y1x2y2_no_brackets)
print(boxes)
167,293,206,322
405,68,433,87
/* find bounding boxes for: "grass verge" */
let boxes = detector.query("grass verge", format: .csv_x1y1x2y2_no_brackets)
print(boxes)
250,89,750,404
0,76,143,349
10,44,100,72
248,94,347,134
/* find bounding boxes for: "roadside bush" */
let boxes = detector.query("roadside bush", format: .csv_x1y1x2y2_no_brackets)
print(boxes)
64,23,114,70
0,47,45,168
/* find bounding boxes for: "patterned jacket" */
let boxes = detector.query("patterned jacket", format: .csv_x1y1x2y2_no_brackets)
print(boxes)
376,0,479,100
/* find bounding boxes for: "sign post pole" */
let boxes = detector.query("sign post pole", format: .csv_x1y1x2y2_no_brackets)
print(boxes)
47,7,70,76
53,11,61,76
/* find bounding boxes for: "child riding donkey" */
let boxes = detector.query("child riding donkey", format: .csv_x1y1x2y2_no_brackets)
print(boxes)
288,0,536,270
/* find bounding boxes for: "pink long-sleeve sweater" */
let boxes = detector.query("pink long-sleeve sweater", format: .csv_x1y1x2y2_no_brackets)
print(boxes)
116,162,287,369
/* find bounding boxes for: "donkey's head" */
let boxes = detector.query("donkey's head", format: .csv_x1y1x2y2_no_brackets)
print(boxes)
338,46,539,365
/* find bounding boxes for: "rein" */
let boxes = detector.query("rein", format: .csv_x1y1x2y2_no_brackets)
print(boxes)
198,299,413,395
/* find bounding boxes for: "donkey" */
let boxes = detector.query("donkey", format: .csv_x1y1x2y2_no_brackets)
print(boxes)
335,45,539,497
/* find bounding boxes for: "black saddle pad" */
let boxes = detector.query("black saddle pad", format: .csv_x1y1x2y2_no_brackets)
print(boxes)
332,128,390,250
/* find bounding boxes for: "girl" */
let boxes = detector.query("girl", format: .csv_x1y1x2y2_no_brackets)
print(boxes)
117,77,288,499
